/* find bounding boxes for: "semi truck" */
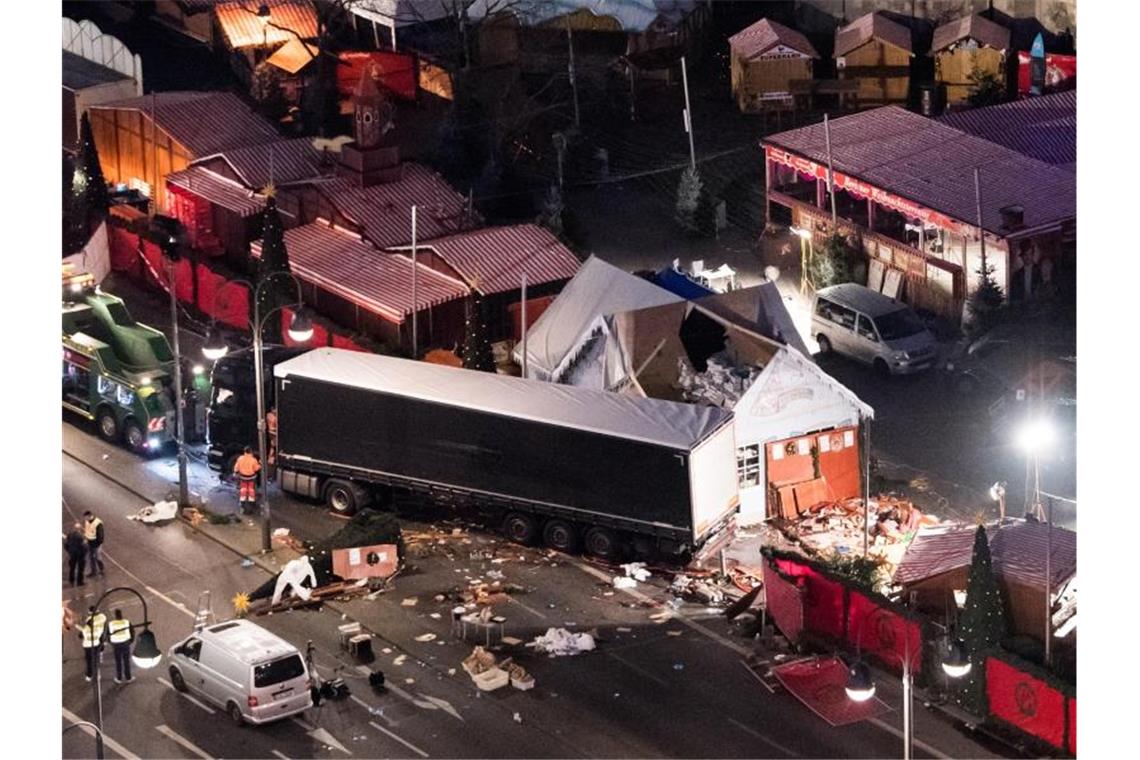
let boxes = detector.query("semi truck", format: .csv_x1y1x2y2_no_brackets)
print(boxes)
212,347,740,560
62,271,178,454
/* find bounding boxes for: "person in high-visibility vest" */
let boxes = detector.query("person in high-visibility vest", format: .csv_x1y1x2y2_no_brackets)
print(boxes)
234,447,261,511
83,511,105,576
79,606,107,682
108,609,134,683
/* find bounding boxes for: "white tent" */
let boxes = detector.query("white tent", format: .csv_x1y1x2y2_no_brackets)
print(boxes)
515,255,682,381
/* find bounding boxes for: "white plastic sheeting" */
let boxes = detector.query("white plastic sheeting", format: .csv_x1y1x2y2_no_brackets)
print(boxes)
275,348,731,450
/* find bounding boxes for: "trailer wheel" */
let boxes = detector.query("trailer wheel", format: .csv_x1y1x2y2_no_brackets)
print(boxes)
325,479,368,515
502,512,538,545
96,407,120,443
542,519,579,553
123,419,148,455
584,527,619,560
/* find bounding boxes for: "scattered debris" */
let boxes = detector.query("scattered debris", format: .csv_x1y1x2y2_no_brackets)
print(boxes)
513,712,523,723
612,576,637,590
666,630,683,637
500,636,523,646
273,527,291,538
129,500,179,523
401,598,418,607
240,558,255,568
415,633,437,643
429,612,442,620
393,654,407,666
333,544,398,580
616,627,632,633
528,628,596,656
620,563,651,582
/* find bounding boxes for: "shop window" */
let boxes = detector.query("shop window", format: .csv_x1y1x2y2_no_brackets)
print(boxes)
736,444,761,488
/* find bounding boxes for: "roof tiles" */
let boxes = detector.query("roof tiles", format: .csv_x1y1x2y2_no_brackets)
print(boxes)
937,90,1075,170
729,18,819,60
931,13,1011,53
834,12,913,57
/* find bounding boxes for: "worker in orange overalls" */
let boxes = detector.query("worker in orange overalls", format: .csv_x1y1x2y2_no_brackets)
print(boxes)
233,447,261,512
266,408,278,467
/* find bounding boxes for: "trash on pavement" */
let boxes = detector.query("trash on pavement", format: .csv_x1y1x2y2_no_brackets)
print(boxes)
528,627,596,656
129,500,179,523
401,597,418,607
620,562,651,582
415,633,437,642
333,544,398,581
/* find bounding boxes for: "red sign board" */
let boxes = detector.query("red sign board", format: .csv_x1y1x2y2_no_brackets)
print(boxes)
1017,52,1076,96
986,656,1066,749
337,52,417,102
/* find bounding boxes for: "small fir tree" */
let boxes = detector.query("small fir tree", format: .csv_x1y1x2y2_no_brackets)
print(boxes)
460,295,495,372
810,233,859,289
954,525,1009,715
966,261,1005,337
63,153,87,256
72,113,111,237
256,193,293,345
967,69,1006,107
676,166,703,232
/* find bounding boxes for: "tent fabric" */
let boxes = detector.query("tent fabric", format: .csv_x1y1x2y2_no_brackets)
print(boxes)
275,348,732,450
772,657,891,726
693,283,811,357
762,559,805,643
515,255,683,379
652,266,716,300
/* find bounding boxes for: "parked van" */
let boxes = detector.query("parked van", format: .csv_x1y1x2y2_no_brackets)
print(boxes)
168,619,312,726
811,283,938,376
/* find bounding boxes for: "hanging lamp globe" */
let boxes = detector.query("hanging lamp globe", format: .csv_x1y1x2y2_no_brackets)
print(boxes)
845,660,876,702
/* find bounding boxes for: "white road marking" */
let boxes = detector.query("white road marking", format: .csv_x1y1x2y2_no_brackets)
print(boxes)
156,724,213,759
158,677,216,714
506,595,550,621
271,751,290,760
605,651,670,688
370,721,430,758
352,665,463,722
869,718,949,759
725,716,800,758
62,707,140,759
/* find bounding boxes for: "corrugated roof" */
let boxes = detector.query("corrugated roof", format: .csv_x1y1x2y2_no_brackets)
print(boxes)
91,91,279,157
315,164,474,249
351,0,454,27
835,12,913,57
166,166,266,217
199,138,326,189
763,106,1075,235
266,37,318,74
255,221,469,322
215,0,318,49
396,224,581,296
62,50,131,91
931,13,1010,53
895,520,1076,591
467,0,698,33
728,18,819,60
937,90,1075,170
275,347,733,451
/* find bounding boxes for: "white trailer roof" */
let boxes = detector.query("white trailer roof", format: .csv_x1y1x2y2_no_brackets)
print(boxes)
275,348,731,450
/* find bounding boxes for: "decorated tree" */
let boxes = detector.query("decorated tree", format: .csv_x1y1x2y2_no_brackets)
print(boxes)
256,192,293,345
460,294,495,372
968,69,1006,107
675,166,703,232
63,152,87,256
71,113,111,240
966,261,1005,337
810,233,860,289
954,525,1009,715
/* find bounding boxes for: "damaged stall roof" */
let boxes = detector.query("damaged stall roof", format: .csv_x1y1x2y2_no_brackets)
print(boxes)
275,348,731,450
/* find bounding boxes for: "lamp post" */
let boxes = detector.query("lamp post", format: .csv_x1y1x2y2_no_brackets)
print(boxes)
790,225,813,294
150,215,190,509
257,3,271,60
62,720,107,760
202,273,313,553
85,586,163,760
1017,416,1056,666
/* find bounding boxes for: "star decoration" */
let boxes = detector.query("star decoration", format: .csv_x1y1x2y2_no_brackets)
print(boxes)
262,182,277,199
232,592,251,616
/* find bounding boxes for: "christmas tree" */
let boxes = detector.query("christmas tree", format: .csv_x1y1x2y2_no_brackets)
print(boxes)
461,294,495,372
63,152,86,256
966,261,1005,338
954,525,1009,714
71,113,111,242
256,192,293,345
675,166,702,232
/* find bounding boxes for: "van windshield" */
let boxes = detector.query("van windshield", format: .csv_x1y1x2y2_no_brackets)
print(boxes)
254,654,305,688
874,309,926,341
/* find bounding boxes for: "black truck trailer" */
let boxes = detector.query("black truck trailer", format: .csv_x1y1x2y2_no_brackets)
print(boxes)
272,348,739,560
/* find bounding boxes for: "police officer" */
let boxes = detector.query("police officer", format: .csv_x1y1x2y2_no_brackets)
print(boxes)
108,609,134,683
233,447,261,512
83,511,105,576
79,606,107,682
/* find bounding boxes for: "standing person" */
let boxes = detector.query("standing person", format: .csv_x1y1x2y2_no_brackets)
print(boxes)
107,609,134,683
234,447,261,513
84,511,105,577
266,407,278,468
79,606,107,682
64,522,87,586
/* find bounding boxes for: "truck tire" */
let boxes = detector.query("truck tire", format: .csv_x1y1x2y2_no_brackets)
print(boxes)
542,519,579,553
96,407,120,443
502,512,538,546
584,527,619,560
123,419,147,455
325,479,369,515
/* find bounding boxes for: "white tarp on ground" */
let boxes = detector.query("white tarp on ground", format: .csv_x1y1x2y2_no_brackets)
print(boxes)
515,255,683,381
275,348,731,450
63,221,111,285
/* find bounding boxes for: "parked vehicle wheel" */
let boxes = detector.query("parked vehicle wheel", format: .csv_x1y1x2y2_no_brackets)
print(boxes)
123,419,147,455
169,667,187,693
873,358,891,379
584,527,619,560
502,512,538,545
542,519,579,553
227,701,245,727
815,335,832,355
96,408,120,443
325,479,368,515
223,453,240,483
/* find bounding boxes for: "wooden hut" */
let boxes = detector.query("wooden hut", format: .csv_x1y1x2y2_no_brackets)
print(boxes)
932,13,1010,106
834,12,914,106
728,19,819,114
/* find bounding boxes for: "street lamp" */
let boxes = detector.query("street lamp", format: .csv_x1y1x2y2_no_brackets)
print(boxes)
257,3,272,56
1015,416,1058,666
202,273,313,553
941,638,972,679
844,660,876,702
790,225,814,294
85,587,162,760
989,481,1007,521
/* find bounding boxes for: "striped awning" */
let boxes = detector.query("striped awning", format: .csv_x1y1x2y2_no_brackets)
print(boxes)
166,166,265,217
254,221,469,323
392,224,580,295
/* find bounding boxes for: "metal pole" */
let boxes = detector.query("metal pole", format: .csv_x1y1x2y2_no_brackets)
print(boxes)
903,633,912,760
567,20,580,129
824,114,837,227
254,304,271,553
88,612,105,754
863,415,871,557
974,168,987,281
1044,497,1053,667
411,205,418,358
520,272,528,379
63,720,105,760
168,258,190,508
681,56,696,170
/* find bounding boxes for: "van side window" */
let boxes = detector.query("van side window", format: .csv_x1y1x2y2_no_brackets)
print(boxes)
856,316,878,342
815,298,834,320
831,304,857,330
181,638,202,662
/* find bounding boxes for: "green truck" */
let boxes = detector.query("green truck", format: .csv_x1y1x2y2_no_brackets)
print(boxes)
62,274,179,454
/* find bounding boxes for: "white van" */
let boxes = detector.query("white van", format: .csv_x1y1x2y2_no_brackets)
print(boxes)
168,619,312,726
811,283,938,376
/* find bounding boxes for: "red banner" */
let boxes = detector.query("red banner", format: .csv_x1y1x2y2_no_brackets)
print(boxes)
338,52,417,101
330,333,368,353
1017,52,1076,96
196,267,249,329
801,566,845,639
986,657,1066,749
109,226,142,277
1067,696,1076,756
762,560,805,643
846,591,922,676
173,258,194,305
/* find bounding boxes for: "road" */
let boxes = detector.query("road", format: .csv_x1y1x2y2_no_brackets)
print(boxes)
63,421,999,759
